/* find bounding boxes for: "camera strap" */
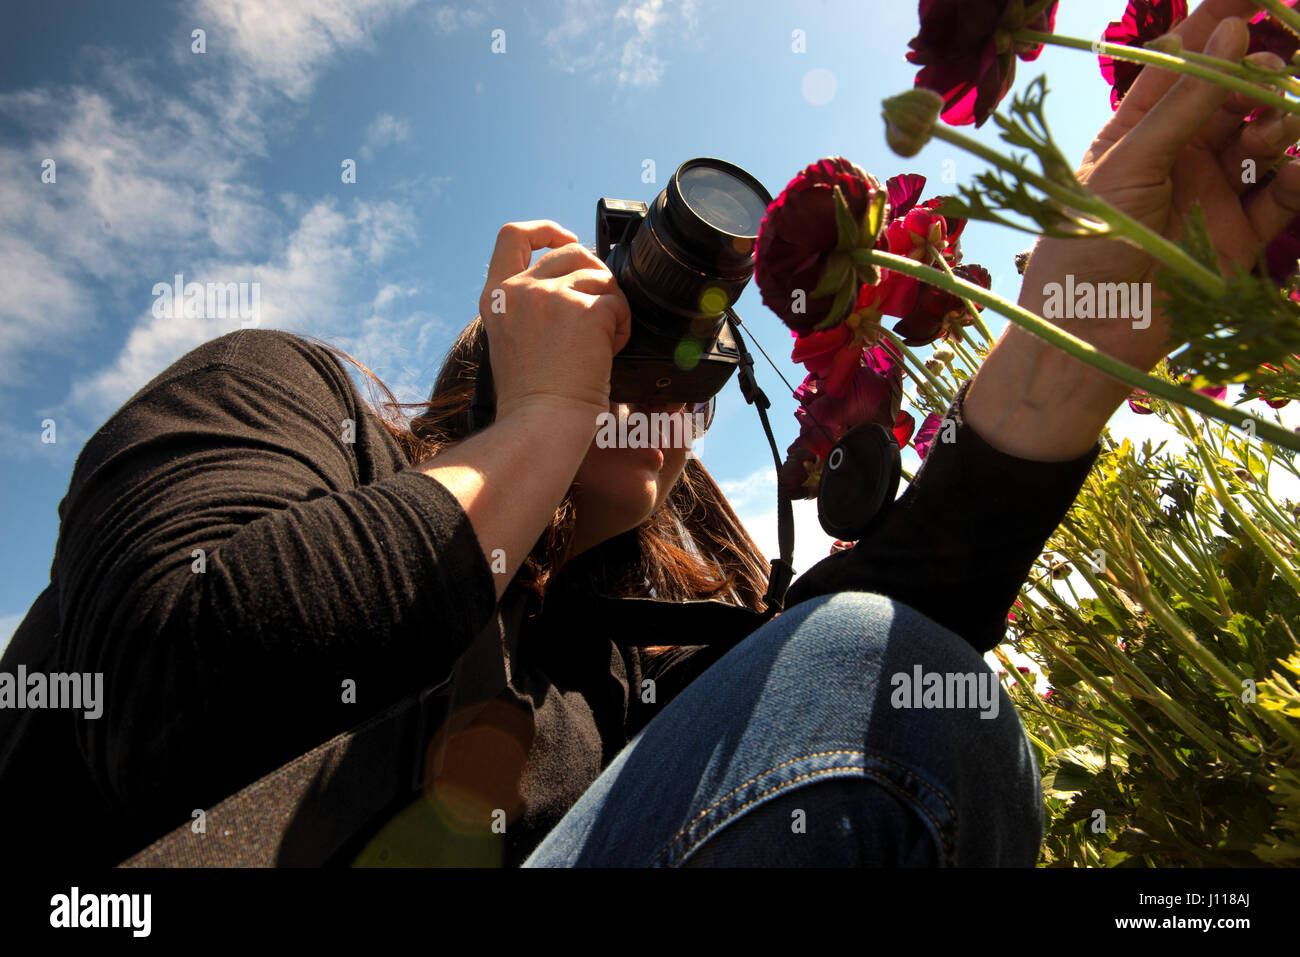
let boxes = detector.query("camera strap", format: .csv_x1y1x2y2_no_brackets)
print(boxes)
725,314,794,620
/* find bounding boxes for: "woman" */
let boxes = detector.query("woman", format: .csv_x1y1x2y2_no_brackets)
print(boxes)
2,4,1297,867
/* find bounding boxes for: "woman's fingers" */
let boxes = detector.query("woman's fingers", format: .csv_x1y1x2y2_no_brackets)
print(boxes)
1117,0,1262,118
1218,111,1300,195
482,220,579,296
1194,50,1289,154
528,242,608,280
1243,159,1300,258
563,265,622,295
1107,17,1249,178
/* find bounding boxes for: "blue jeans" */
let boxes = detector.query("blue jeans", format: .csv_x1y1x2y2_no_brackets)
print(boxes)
522,592,1043,866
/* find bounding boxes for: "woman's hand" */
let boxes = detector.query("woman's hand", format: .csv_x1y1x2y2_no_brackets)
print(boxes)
418,221,632,601
965,0,1300,461
479,220,632,422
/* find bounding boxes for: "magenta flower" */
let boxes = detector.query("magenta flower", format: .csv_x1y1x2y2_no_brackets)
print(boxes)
1249,1,1300,61
796,368,897,458
791,324,861,397
907,0,1060,128
1098,0,1189,110
1128,381,1227,415
755,157,888,334
891,262,991,346
913,412,944,460
1128,390,1154,415
894,409,916,447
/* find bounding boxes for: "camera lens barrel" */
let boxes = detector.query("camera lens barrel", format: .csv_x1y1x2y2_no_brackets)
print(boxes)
604,158,772,404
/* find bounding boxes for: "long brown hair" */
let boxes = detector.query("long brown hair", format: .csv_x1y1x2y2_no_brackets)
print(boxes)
320,318,774,632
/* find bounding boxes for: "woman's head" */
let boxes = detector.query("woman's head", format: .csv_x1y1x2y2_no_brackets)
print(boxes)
343,316,772,612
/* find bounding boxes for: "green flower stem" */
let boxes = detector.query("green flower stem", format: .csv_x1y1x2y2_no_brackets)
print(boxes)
1031,628,1181,778
948,338,982,378
1139,571,1300,752
1241,488,1300,549
1129,524,1229,629
1058,516,1142,628
923,123,1229,298
853,248,1300,453
925,243,996,346
1067,548,1247,757
1030,576,1091,634
1127,483,1236,623
1256,0,1300,40
1015,29,1300,112
993,647,1068,750
1176,406,1300,594
876,326,956,404
1172,44,1300,96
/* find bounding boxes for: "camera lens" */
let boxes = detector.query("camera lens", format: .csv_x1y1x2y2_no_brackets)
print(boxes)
618,159,772,324
677,165,770,236
601,158,771,406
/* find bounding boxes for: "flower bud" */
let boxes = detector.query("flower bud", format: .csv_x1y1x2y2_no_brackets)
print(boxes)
1145,33,1183,55
882,89,943,158
932,346,955,365
924,357,944,374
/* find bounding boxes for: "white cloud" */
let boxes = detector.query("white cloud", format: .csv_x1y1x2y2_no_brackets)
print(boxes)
360,112,411,162
430,4,489,33
738,496,839,580
64,199,417,425
717,466,777,513
544,0,696,87
192,0,420,102
371,282,418,312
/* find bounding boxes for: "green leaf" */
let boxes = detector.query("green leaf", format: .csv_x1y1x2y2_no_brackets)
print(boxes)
811,276,860,331
810,252,850,298
831,184,860,251
861,190,887,244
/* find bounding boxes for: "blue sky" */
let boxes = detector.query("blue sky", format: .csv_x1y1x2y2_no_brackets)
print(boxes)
2,0,1275,650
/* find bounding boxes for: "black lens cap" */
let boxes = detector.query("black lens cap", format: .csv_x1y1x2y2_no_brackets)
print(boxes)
816,422,901,541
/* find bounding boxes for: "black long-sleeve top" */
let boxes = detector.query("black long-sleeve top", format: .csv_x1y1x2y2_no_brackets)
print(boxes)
0,329,1100,867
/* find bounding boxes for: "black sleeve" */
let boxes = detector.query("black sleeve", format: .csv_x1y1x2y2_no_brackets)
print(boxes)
781,378,1101,654
53,329,498,829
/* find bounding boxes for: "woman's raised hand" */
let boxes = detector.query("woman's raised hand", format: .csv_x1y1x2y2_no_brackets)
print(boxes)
967,2,1300,461
479,220,632,423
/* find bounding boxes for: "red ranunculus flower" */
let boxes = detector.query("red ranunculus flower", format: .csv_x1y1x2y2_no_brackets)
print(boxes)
892,262,991,346
1249,1,1300,61
795,348,902,459
1099,0,1189,110
755,157,888,334
885,206,948,263
894,409,917,447
790,279,908,398
1129,381,1226,414
1266,219,1300,287
886,173,927,218
885,174,967,250
1128,389,1154,415
907,0,1060,128
913,411,944,460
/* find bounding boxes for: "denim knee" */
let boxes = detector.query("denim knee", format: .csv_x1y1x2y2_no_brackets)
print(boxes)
676,592,1043,866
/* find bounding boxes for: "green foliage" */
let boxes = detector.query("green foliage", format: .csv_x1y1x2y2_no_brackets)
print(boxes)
1008,385,1300,866
1158,209,1300,385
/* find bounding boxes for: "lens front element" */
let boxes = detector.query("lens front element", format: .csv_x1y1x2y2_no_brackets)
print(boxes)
677,165,770,236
